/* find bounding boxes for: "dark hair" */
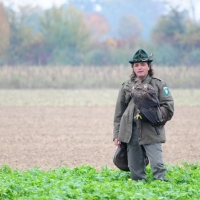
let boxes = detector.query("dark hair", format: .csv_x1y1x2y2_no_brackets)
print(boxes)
130,62,154,81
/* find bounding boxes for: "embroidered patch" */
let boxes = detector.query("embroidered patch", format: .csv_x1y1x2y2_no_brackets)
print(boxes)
163,87,169,96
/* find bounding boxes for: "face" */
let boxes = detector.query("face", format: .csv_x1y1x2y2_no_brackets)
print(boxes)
133,62,150,81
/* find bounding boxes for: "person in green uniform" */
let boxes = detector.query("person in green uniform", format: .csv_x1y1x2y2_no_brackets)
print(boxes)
113,49,174,181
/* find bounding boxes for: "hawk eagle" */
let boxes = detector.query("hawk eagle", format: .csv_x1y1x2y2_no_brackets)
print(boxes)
131,83,166,135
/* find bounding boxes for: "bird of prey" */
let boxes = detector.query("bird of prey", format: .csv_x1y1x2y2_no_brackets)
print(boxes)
131,83,165,135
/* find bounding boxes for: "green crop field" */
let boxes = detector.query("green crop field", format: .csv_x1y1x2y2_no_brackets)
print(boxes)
0,163,200,199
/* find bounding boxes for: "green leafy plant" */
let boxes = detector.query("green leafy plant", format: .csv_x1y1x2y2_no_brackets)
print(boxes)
0,163,200,199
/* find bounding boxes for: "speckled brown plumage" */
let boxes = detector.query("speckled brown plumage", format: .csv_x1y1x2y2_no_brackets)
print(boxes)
131,83,164,134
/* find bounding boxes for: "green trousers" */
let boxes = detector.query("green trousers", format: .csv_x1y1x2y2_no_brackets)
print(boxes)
127,125,167,181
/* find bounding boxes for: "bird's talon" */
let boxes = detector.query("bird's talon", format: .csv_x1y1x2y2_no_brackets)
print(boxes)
134,114,142,120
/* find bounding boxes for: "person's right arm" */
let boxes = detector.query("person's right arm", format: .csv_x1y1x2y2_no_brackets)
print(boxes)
113,84,127,146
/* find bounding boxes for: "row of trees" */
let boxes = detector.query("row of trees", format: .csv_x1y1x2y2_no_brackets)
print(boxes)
0,2,200,66
0,4,92,66
151,8,200,66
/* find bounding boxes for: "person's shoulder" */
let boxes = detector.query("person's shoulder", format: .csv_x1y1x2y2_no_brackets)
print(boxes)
152,76,169,89
152,76,166,84
121,79,130,86
122,82,126,86
152,77,163,82
121,79,134,92
118,81,128,91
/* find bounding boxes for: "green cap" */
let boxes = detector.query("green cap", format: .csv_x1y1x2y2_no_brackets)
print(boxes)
129,49,153,64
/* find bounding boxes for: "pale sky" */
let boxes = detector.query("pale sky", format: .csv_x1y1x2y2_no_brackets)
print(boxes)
3,0,200,20
3,0,67,9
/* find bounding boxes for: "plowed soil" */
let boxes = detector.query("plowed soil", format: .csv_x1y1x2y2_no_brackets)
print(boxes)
0,106,200,171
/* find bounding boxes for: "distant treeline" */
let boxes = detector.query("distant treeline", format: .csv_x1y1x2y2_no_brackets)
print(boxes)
0,66,199,89
0,2,200,66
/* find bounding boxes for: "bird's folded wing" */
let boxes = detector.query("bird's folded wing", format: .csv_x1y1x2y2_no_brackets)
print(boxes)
140,107,158,124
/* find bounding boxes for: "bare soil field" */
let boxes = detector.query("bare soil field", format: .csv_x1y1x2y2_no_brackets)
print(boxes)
0,106,200,171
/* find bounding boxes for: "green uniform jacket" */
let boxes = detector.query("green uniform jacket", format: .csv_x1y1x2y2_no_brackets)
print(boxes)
113,75,174,145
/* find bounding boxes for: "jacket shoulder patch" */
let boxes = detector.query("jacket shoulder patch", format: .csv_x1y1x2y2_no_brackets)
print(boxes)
163,86,170,96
